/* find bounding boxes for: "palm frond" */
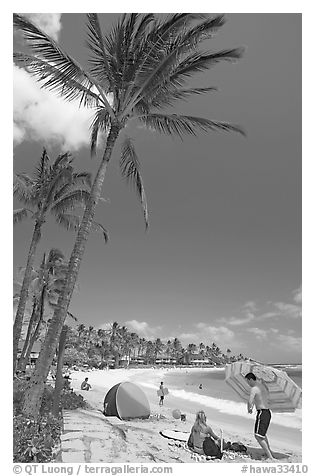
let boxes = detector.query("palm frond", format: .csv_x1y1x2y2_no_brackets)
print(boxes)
73,172,92,189
138,47,244,110
54,213,81,231
86,13,113,90
137,113,245,139
42,167,74,210
13,14,105,108
34,149,50,182
90,107,111,156
143,86,218,111
170,48,245,84
91,221,109,243
178,14,226,48
13,208,31,225
13,174,36,204
51,190,91,214
66,310,78,322
14,51,100,108
52,172,92,203
120,136,149,228
51,152,72,172
122,14,226,114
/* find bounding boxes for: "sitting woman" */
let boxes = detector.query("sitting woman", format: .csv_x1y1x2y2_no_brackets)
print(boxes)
189,410,222,455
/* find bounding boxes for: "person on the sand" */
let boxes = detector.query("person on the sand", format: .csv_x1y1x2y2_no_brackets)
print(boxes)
159,382,166,406
189,410,222,455
80,377,92,391
245,372,275,460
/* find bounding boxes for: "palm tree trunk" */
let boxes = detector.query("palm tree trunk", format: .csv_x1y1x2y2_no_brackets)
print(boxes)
19,286,46,372
13,220,43,375
18,299,38,371
22,124,120,418
52,326,68,417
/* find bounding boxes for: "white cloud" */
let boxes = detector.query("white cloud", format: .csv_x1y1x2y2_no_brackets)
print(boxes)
23,13,62,40
218,313,255,326
195,323,235,343
292,286,302,304
124,320,161,340
242,301,258,312
247,327,268,339
13,66,95,151
272,302,301,319
273,333,302,351
178,333,199,342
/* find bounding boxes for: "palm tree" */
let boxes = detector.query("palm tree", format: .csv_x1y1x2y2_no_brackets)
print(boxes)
171,337,182,363
199,342,205,356
18,249,78,371
153,338,164,363
14,13,244,417
186,342,197,364
13,149,92,374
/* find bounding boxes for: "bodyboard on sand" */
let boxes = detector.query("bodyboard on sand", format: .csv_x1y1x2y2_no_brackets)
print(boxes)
159,429,190,442
157,388,169,397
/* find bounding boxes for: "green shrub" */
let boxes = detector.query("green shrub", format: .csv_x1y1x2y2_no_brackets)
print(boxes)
13,379,86,462
60,389,86,410
13,413,61,463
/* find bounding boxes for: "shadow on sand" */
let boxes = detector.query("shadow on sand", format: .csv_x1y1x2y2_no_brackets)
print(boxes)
247,446,291,461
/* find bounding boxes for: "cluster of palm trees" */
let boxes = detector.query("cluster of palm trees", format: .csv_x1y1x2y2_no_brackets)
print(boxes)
62,321,246,368
13,13,244,418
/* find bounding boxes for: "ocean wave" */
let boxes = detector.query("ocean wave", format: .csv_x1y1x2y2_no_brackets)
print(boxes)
140,381,302,430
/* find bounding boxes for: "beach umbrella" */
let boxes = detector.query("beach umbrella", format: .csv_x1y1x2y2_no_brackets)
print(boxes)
225,361,302,413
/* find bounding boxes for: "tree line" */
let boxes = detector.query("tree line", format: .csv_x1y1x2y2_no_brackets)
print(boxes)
62,321,246,369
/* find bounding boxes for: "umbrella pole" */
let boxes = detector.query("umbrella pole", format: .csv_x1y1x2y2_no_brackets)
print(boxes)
220,429,223,452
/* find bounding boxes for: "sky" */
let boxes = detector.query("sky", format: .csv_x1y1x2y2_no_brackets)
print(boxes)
12,11,302,364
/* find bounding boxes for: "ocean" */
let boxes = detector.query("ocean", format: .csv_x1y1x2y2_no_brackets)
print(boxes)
156,365,302,430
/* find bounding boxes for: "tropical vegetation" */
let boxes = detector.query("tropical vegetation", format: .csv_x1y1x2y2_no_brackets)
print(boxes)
13,12,244,418
61,320,246,369
13,149,92,374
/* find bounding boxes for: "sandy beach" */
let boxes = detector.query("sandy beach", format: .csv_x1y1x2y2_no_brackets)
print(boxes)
66,367,302,463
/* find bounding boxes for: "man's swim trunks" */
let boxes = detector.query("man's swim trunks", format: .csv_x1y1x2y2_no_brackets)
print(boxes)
255,409,271,437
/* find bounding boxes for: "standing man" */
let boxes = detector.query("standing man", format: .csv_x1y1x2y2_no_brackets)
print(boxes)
159,381,165,406
245,372,275,460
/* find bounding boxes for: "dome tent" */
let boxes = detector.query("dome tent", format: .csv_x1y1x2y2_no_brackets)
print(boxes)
103,381,150,420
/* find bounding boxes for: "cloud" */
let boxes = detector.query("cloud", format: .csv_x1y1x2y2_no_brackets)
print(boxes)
292,286,302,304
195,323,235,343
218,314,255,326
124,320,161,340
218,301,257,326
13,66,95,151
272,302,301,319
178,333,199,341
273,333,302,351
242,301,258,312
23,13,62,40
247,327,268,339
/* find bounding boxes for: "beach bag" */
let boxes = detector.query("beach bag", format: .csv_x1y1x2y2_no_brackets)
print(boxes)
203,437,223,459
226,441,247,453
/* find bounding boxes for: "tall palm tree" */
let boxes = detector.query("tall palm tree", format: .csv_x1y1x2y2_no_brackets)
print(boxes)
14,13,244,417
13,149,92,374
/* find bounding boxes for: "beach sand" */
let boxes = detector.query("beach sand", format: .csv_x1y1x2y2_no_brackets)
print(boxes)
67,367,302,464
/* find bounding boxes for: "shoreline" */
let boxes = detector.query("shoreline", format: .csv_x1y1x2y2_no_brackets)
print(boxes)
67,368,302,461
